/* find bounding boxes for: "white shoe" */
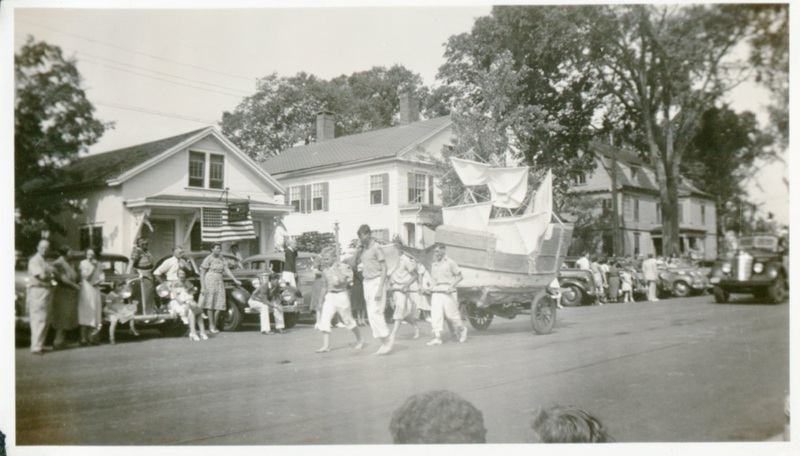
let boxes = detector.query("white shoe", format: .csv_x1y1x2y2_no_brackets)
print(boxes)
459,327,468,343
426,339,442,346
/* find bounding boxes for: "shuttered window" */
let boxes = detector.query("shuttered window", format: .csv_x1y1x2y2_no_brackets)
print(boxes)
290,183,329,213
289,186,302,212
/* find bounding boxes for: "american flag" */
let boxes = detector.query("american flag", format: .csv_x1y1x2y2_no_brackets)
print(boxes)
202,204,256,242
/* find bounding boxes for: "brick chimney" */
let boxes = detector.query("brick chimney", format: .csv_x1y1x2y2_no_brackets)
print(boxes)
399,93,420,125
316,111,335,142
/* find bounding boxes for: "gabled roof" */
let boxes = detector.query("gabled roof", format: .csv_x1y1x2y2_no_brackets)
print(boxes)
261,116,452,175
59,127,283,193
589,141,710,197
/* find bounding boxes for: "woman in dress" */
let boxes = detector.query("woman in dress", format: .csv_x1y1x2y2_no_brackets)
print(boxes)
128,237,155,315
607,262,620,303
78,249,104,345
200,243,241,333
52,246,80,349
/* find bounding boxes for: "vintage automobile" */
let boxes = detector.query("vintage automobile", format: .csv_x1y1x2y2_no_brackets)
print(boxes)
708,234,789,304
656,261,710,298
556,268,598,307
15,252,186,342
153,251,253,332
233,252,318,328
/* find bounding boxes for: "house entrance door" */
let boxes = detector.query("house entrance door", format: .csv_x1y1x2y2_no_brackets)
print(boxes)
142,219,175,260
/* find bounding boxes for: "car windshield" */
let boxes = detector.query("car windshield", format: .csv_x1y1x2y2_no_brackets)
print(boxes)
739,236,778,252
99,260,126,275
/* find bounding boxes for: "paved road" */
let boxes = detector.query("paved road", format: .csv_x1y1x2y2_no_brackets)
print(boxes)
15,294,789,445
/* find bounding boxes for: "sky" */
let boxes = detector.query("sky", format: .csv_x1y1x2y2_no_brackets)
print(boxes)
2,1,791,226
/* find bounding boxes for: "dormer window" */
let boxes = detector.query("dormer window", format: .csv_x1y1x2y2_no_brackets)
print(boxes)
630,166,640,180
189,151,225,189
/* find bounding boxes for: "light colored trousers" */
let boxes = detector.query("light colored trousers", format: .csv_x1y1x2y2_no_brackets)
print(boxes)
28,287,53,352
430,292,463,334
363,276,390,338
248,299,284,332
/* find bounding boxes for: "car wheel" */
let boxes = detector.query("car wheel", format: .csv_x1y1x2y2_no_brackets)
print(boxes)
713,286,730,304
561,284,584,307
465,302,493,331
221,303,243,332
158,320,188,337
530,291,556,335
283,312,299,329
672,281,691,298
766,274,788,304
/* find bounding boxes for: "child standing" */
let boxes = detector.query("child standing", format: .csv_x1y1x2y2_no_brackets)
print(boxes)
103,281,139,345
620,267,634,303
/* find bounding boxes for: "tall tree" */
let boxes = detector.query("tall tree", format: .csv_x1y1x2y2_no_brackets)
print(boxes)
684,106,771,237
220,65,424,161
15,38,110,252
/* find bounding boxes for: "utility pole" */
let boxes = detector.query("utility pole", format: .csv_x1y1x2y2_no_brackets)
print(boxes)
609,137,622,257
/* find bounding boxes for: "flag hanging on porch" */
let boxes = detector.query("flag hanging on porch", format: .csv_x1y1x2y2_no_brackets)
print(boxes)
201,204,256,242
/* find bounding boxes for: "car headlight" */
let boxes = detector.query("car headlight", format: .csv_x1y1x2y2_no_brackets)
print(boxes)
251,278,261,288
120,286,133,299
721,263,731,274
753,263,764,274
156,283,171,298
659,272,669,279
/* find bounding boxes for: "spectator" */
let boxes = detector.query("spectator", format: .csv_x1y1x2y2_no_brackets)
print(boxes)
283,238,298,287
227,243,243,269
530,406,613,443
248,272,286,335
619,266,634,303
641,254,659,302
199,243,242,333
390,390,487,444
589,256,606,305
153,246,189,283
167,268,206,341
607,262,620,303
27,239,56,355
78,249,104,346
51,246,80,349
575,252,591,270
104,280,139,345
127,237,155,314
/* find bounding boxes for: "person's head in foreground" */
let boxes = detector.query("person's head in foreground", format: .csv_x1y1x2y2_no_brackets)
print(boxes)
530,406,613,443
389,390,487,444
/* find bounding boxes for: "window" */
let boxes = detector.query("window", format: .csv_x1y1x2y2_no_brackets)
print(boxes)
575,174,587,185
634,233,641,255
289,183,328,213
633,198,640,222
289,186,302,212
656,202,661,224
700,205,706,225
189,151,225,189
678,202,684,223
372,229,390,241
601,198,612,216
630,166,640,181
189,152,205,187
312,183,324,211
209,154,225,189
79,225,103,252
370,174,389,205
408,172,428,204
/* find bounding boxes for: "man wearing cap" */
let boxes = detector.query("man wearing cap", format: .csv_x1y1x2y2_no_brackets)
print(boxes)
27,239,56,355
248,272,286,335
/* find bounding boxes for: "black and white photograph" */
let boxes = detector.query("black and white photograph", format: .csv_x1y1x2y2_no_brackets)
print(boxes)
1,0,794,454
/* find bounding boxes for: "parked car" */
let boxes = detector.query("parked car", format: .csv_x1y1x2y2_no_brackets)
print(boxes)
153,251,252,332
235,251,318,328
557,268,598,306
708,234,789,304
656,261,710,298
16,252,186,342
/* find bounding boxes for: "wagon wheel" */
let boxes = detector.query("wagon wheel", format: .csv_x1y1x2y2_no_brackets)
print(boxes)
530,291,556,335
464,301,493,331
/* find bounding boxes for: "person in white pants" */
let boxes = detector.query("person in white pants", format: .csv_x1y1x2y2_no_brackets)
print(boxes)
248,272,286,335
426,244,467,346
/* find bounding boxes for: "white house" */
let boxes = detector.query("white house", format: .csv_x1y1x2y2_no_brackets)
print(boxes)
570,141,718,259
261,100,452,248
51,127,292,260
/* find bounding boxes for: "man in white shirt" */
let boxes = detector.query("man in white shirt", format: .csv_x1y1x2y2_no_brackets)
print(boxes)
641,254,659,302
576,253,591,270
154,246,189,283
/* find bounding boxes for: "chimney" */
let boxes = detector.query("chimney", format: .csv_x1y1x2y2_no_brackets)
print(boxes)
399,93,420,125
316,111,335,142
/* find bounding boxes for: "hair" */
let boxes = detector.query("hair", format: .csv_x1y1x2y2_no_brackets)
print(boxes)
530,406,613,443
389,390,487,444
173,246,184,253
357,224,372,237
433,243,446,250
320,246,336,260
211,243,222,250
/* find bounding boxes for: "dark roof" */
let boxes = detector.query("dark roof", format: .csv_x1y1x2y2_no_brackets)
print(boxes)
60,128,209,189
261,116,451,175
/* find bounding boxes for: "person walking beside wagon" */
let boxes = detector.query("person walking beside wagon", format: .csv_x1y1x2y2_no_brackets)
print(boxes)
78,249,104,346
199,243,242,333
387,245,422,344
426,243,468,346
51,246,80,350
358,225,393,355
27,239,56,355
